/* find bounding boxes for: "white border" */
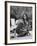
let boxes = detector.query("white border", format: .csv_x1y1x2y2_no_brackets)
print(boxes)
7,2,35,43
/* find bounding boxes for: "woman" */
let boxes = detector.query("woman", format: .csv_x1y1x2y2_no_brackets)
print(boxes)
16,14,29,37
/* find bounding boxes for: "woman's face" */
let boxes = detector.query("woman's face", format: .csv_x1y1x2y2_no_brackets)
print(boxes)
24,14,26,19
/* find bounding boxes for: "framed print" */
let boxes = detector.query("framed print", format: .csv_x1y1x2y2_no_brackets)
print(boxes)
5,1,36,45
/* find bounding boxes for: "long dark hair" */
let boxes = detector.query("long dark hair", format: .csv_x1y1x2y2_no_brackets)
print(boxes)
23,14,28,21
